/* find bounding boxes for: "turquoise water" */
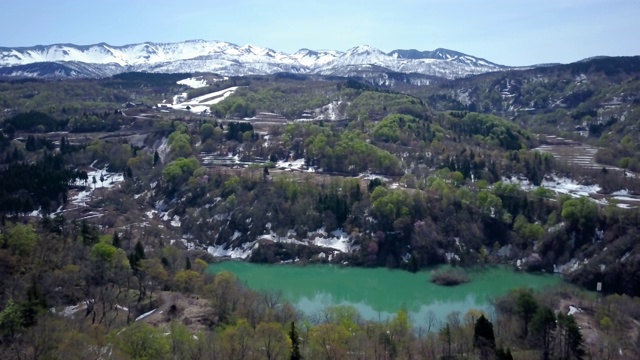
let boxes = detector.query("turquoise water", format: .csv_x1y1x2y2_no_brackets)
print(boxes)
207,262,560,327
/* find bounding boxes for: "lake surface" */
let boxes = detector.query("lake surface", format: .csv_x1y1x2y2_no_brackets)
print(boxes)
207,262,560,328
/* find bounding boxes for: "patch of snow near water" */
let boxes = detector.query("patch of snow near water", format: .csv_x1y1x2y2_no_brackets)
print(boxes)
309,228,352,252
257,230,306,245
207,241,257,259
207,227,354,259
170,238,199,251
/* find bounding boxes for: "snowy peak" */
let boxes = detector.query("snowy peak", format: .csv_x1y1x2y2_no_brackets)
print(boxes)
291,48,340,67
0,40,508,79
389,48,503,68
345,44,384,55
320,44,397,72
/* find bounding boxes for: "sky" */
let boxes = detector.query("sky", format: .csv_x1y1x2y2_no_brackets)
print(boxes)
0,0,638,66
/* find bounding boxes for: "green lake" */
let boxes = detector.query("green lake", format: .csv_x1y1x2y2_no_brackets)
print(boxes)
207,262,560,328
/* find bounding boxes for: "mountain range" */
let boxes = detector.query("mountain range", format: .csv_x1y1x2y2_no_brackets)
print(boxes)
0,39,508,79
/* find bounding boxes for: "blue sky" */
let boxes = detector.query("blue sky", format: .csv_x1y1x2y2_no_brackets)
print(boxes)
0,0,637,66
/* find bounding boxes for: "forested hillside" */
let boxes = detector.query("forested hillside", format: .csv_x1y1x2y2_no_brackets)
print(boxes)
420,56,640,172
1,67,640,358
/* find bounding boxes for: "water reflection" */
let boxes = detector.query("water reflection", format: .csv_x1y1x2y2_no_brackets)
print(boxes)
207,262,559,328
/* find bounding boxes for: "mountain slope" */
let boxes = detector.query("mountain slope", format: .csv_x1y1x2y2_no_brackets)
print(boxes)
421,55,640,170
0,40,507,79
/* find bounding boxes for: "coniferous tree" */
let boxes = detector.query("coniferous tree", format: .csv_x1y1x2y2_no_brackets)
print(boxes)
531,306,556,360
112,232,121,248
557,313,585,360
80,220,98,245
496,348,514,360
130,241,146,270
516,290,538,338
289,321,301,360
474,314,496,360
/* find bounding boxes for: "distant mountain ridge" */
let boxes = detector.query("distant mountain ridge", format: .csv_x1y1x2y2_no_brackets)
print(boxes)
0,39,508,79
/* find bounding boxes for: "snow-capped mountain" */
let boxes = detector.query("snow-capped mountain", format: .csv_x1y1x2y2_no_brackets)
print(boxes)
0,40,508,79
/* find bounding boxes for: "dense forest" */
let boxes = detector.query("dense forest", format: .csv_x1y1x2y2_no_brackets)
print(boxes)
2,59,640,358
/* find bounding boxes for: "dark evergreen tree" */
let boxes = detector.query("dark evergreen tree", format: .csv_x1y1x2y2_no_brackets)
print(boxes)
474,314,496,360
80,220,99,245
112,232,121,248
531,306,556,360
289,321,301,360
496,348,514,360
557,314,585,360
21,277,47,328
515,289,538,338
130,241,146,270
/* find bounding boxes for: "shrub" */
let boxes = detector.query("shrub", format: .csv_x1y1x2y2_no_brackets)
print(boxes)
430,268,470,286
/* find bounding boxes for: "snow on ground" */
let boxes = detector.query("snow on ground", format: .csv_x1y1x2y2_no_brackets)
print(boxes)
207,241,257,259
568,306,583,316
134,191,147,199
135,309,157,321
72,189,93,207
207,226,355,259
257,229,306,246
502,174,599,198
51,302,87,317
275,158,308,171
69,165,124,207
160,86,240,113
503,174,640,208
313,100,346,121
612,189,630,196
171,215,181,227
540,176,601,197
170,237,199,251
177,76,208,89
612,195,640,202
309,228,352,252
156,138,170,164
359,172,390,182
